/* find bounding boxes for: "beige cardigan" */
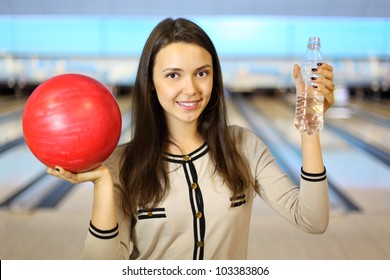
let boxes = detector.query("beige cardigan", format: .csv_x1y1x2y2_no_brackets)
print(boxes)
83,126,329,260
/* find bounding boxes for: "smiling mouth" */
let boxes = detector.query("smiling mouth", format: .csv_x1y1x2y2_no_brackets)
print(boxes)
176,99,202,108
177,101,197,107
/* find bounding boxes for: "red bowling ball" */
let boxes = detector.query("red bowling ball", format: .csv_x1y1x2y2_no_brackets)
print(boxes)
23,73,122,173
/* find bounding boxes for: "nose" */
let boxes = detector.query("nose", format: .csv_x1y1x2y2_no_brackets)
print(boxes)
182,76,197,95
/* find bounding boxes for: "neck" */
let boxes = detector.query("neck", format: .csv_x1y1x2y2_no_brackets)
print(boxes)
167,122,204,155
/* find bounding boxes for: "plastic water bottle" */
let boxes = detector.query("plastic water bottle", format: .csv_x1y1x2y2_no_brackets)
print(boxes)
294,36,324,135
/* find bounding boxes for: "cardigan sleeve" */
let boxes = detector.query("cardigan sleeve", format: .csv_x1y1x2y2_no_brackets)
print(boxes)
232,125,329,234
82,145,132,260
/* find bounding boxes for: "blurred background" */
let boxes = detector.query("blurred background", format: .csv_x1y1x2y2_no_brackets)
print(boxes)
0,0,389,260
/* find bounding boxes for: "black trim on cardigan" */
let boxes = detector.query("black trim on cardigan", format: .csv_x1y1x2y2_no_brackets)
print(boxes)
162,143,209,259
163,143,209,163
230,194,247,208
137,208,167,220
301,167,327,182
183,157,206,260
89,221,119,240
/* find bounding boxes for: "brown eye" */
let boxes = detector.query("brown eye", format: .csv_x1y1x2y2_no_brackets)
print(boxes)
197,71,208,78
166,73,179,79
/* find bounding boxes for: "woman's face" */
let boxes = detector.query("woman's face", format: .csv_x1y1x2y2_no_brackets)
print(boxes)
152,42,213,130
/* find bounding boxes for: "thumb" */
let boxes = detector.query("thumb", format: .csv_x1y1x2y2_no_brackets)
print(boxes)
293,64,300,80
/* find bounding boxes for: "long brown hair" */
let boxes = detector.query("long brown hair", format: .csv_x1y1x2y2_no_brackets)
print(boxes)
120,18,251,216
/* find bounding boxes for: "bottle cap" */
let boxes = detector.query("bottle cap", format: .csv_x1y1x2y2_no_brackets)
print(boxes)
308,36,321,47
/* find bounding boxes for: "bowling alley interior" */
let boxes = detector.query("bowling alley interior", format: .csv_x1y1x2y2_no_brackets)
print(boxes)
1,0,390,260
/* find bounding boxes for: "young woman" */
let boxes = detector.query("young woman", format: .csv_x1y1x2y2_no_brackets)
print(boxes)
48,18,335,260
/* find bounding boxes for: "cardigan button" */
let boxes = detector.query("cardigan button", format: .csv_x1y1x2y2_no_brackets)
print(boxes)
191,183,198,189
196,212,203,219
183,155,191,161
196,241,204,247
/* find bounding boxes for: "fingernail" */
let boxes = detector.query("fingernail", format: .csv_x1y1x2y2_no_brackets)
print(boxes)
312,68,318,72
317,63,322,66
311,77,317,80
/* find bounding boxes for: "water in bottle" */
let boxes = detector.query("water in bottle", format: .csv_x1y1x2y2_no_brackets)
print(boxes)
294,36,324,135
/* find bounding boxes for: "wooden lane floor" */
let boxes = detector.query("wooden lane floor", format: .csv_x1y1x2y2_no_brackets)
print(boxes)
246,96,390,212
238,95,390,259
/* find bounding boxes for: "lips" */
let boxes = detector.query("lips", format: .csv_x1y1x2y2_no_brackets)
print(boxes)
176,99,202,109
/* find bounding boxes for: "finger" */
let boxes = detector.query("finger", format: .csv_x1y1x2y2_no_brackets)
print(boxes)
313,83,335,111
318,68,333,81
293,64,300,80
324,92,336,111
316,63,333,80
313,83,334,97
47,166,80,184
312,76,334,91
46,166,66,177
317,62,333,71
46,167,57,176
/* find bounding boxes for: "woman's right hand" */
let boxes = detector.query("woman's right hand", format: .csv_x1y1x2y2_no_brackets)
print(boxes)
47,164,112,185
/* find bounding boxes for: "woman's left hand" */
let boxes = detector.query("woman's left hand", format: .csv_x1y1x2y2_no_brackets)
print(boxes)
293,62,335,113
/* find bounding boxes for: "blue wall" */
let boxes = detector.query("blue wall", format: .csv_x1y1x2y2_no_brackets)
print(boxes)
1,16,389,58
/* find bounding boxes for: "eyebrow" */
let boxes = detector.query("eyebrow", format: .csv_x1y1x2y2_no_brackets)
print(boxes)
161,64,212,73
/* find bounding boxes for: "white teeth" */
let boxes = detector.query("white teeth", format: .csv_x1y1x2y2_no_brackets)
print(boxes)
178,101,197,107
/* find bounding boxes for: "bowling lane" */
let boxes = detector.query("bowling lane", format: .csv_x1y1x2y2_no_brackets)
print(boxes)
0,97,26,150
285,93,390,163
0,96,27,115
0,112,23,149
240,95,390,213
325,98,390,157
0,144,46,203
349,98,390,120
